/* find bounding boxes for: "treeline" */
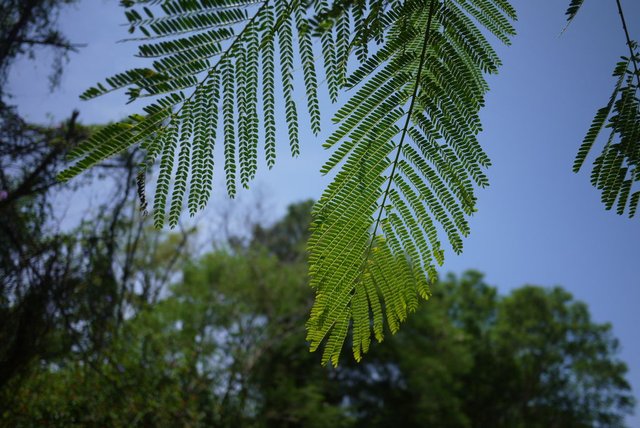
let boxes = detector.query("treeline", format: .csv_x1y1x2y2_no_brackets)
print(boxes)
1,191,635,426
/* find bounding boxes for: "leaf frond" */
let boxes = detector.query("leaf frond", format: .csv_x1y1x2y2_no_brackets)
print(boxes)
62,0,329,219
307,0,516,365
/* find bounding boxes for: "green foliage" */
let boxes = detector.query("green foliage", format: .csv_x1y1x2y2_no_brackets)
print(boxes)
2,219,633,426
307,0,516,365
573,53,640,217
567,0,640,217
56,0,518,364
58,0,333,226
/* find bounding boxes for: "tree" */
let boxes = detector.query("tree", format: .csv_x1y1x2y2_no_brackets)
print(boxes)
2,202,633,427
0,14,193,393
0,0,81,95
0,105,193,391
0,105,109,389
1,205,348,427
339,271,635,427
0,123,193,421
54,0,638,364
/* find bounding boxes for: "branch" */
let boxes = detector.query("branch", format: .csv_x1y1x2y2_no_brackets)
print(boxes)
13,37,86,51
364,0,439,266
615,0,640,90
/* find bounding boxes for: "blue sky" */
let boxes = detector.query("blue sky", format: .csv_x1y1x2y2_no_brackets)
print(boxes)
7,0,640,424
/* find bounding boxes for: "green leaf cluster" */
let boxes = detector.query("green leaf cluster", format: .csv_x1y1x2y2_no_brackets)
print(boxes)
59,0,332,228
567,1,640,217
56,0,519,363
307,0,516,365
572,47,640,217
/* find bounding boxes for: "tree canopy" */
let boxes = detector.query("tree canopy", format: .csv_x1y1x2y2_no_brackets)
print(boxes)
1,201,634,427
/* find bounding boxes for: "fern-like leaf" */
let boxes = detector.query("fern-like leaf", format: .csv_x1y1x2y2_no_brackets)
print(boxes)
307,0,516,365
573,43,640,218
60,0,327,220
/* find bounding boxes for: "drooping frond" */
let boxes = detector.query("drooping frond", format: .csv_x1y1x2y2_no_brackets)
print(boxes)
573,48,640,217
306,0,516,366
570,0,640,218
58,0,339,226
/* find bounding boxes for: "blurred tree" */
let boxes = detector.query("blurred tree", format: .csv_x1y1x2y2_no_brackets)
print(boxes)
0,0,80,95
342,271,635,428
0,106,93,387
487,285,634,427
0,0,195,387
251,199,314,263
0,108,191,389
2,201,633,427
0,242,341,426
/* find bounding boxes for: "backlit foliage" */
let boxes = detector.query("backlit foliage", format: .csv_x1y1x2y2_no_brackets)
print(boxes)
58,0,517,364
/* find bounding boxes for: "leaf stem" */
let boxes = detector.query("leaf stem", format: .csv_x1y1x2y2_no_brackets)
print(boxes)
364,0,439,266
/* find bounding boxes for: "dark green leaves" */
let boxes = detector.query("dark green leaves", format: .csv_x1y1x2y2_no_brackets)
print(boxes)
573,47,640,217
60,0,327,223
568,0,640,218
565,0,585,27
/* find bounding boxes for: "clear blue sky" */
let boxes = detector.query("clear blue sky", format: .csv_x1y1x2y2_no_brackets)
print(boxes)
7,0,640,424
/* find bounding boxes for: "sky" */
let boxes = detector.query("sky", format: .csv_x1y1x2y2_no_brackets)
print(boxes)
6,0,640,424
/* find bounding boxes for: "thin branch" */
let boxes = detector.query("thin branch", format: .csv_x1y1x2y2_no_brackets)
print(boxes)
363,0,438,267
13,37,86,51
